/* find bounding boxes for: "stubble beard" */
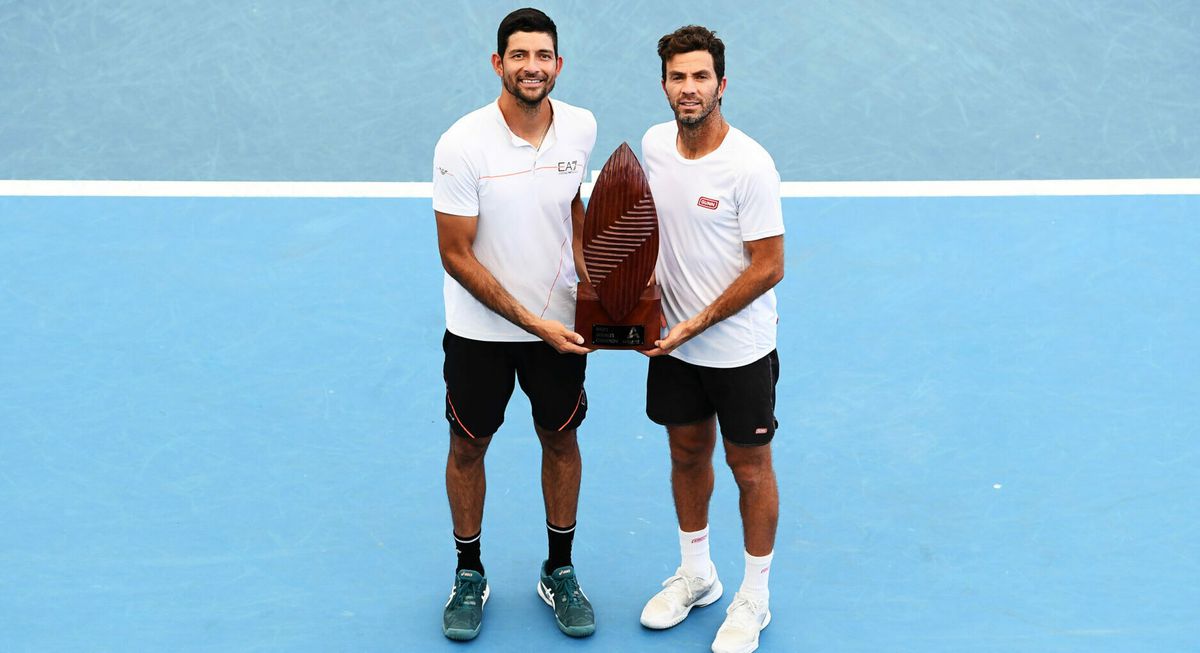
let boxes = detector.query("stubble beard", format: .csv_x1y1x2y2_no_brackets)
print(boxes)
673,90,719,129
505,74,555,112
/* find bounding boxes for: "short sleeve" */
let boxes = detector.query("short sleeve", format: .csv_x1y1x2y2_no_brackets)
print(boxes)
737,155,785,242
432,132,478,217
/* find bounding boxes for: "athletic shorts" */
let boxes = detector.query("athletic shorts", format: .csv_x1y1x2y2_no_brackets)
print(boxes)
646,350,779,446
443,331,588,439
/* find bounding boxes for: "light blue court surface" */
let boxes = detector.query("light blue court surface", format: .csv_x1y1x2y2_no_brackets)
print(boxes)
1,195,1196,652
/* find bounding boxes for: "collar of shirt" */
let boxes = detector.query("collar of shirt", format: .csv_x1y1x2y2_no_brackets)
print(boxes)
490,99,558,151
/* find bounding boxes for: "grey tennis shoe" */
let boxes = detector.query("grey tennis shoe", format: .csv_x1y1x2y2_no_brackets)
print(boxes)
537,562,596,637
442,569,489,640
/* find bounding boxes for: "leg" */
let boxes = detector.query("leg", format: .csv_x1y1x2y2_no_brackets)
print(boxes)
706,350,781,556
535,424,581,526
534,427,595,638
640,418,724,631
711,442,776,653
722,440,779,556
516,343,595,636
442,429,495,641
667,417,718,532
515,339,588,527
446,430,492,536
441,331,515,573
640,359,724,629
647,355,717,532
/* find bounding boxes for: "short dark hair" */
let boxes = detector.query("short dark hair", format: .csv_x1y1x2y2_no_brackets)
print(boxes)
497,7,558,57
657,25,725,81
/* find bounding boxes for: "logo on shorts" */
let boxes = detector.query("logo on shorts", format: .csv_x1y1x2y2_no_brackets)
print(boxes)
437,166,453,177
697,196,719,210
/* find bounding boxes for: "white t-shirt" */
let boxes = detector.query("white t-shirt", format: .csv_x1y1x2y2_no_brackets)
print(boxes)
433,98,596,341
641,121,785,368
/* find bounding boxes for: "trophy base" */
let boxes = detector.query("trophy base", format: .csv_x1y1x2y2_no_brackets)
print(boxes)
575,282,662,350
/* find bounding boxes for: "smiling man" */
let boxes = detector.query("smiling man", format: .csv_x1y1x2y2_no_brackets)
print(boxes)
638,25,786,653
431,7,597,642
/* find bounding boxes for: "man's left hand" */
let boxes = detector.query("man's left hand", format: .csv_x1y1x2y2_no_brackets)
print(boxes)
641,319,697,357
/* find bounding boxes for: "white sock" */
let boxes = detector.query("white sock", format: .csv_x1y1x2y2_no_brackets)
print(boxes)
679,526,713,580
739,550,773,601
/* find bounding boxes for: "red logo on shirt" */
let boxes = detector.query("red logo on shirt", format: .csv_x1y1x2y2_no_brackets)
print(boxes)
697,196,719,210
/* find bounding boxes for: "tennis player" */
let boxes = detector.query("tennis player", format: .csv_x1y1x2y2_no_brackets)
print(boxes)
432,7,597,641
638,24,785,653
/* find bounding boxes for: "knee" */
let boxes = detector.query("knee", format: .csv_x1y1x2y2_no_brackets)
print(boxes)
538,429,579,459
450,436,490,467
726,452,772,488
670,441,711,469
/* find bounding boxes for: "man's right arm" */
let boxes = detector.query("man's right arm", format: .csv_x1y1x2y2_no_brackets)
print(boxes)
435,210,590,354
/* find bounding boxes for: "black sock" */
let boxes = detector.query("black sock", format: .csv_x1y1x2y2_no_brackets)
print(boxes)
454,531,484,576
545,521,576,573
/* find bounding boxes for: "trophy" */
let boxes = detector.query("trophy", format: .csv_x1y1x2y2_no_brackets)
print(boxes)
575,142,662,350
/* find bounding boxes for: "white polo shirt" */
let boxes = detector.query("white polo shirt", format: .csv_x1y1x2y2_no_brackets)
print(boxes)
641,121,785,368
433,98,596,342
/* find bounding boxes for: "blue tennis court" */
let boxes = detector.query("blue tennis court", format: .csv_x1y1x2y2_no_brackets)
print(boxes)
2,194,1196,651
3,1,1199,650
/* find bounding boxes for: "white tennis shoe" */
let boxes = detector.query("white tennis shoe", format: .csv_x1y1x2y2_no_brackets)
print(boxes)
711,591,771,653
640,562,724,629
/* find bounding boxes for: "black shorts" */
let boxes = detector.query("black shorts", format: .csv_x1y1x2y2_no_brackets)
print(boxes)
646,350,779,446
443,331,588,439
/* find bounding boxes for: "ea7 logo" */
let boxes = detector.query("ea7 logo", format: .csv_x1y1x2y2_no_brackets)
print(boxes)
697,196,719,210
557,160,579,174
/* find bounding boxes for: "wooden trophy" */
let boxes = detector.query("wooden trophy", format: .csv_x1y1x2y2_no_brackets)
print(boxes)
575,142,662,350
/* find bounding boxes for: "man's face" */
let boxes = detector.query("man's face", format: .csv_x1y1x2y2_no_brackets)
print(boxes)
493,31,562,107
662,50,725,126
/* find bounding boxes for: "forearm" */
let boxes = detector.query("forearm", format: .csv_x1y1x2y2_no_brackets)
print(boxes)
443,251,542,334
436,209,587,354
687,263,782,334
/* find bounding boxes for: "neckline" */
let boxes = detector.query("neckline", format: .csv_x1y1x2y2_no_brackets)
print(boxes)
494,98,557,151
671,122,733,164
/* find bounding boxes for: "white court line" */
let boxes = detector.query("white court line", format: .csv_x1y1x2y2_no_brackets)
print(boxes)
1,178,1198,198
779,178,1200,197
0,180,433,198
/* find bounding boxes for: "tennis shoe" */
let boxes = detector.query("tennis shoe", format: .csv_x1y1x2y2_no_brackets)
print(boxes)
640,562,723,629
711,591,771,653
442,569,489,640
537,562,596,637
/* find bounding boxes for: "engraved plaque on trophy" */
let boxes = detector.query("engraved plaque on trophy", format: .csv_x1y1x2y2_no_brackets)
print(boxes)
575,142,662,350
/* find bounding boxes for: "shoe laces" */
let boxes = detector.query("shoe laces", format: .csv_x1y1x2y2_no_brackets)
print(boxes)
723,594,766,630
555,574,587,608
448,575,483,609
660,571,705,603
